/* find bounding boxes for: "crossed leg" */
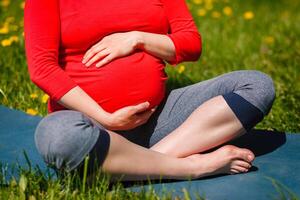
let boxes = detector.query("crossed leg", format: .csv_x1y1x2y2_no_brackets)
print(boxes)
34,70,275,182
143,70,276,173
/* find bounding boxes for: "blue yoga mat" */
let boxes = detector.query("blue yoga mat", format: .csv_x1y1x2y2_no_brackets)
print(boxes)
0,105,55,179
0,105,299,199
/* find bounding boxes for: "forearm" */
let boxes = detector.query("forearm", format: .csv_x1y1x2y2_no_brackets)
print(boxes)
57,86,111,127
133,31,176,62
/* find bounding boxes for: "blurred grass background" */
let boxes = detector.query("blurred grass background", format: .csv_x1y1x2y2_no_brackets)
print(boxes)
0,0,299,132
0,0,300,199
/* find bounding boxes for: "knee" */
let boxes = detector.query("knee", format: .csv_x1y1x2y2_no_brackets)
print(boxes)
250,70,276,113
35,110,100,171
235,70,276,115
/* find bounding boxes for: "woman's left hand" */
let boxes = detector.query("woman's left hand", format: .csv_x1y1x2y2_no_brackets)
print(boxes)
82,31,142,68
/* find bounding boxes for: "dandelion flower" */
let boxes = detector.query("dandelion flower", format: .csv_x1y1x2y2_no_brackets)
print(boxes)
264,36,275,45
197,8,207,16
9,35,19,42
30,93,38,99
204,0,213,10
1,39,12,47
0,26,9,34
223,6,232,16
42,94,49,103
192,0,202,5
244,11,254,20
26,108,38,116
212,11,221,18
177,65,185,74
1,0,10,7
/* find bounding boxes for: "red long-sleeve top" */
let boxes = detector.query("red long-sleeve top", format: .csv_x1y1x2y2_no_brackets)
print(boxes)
24,0,202,114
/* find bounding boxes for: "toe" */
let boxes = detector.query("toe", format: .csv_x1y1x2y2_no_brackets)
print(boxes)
231,165,249,173
230,169,240,175
236,149,255,163
233,160,252,169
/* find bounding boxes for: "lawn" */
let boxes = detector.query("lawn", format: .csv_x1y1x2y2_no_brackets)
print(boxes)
0,0,299,199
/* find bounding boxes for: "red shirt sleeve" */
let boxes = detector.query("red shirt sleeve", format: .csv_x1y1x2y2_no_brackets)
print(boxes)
162,0,202,66
24,0,78,102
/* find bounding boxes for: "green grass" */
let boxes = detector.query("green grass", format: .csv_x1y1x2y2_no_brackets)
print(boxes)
0,0,300,199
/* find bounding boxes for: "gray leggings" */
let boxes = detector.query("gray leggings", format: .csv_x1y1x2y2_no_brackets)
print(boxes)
34,70,276,174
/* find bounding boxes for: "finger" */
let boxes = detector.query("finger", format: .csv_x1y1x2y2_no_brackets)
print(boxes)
95,53,116,68
82,44,106,64
134,109,156,125
85,49,109,67
136,109,155,119
132,102,150,114
83,42,105,59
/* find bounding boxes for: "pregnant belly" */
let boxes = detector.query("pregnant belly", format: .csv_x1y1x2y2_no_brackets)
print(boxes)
63,51,168,113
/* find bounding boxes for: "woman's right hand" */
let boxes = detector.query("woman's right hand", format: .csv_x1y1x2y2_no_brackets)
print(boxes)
103,101,157,131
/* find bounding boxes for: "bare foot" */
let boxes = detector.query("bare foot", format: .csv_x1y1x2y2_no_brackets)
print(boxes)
185,145,255,179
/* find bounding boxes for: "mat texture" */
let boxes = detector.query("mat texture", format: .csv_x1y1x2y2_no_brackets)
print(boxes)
0,105,299,199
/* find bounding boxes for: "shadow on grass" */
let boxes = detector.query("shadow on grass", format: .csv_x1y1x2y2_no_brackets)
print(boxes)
119,129,286,188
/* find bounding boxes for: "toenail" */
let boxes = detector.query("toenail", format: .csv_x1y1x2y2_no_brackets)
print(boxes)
248,155,253,160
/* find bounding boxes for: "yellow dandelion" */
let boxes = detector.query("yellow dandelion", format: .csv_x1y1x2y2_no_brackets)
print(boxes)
192,0,202,5
1,39,12,47
9,35,19,42
244,11,254,20
20,1,25,9
26,108,38,116
197,8,207,16
30,93,38,99
223,6,232,16
205,3,213,10
264,36,275,45
0,26,9,34
177,65,185,74
205,0,213,4
42,94,49,103
212,11,221,18
204,0,213,10
1,0,10,7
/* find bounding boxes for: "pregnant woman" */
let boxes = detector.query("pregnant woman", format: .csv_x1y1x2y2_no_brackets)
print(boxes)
24,0,275,181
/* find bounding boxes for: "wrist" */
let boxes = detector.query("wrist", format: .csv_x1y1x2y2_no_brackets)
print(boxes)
94,110,112,128
132,31,145,50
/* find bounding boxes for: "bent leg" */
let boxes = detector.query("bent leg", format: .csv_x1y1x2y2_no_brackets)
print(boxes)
148,70,276,157
35,108,257,181
34,110,195,181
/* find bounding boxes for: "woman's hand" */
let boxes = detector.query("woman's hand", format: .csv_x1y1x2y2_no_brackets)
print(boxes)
103,101,157,131
82,31,142,68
